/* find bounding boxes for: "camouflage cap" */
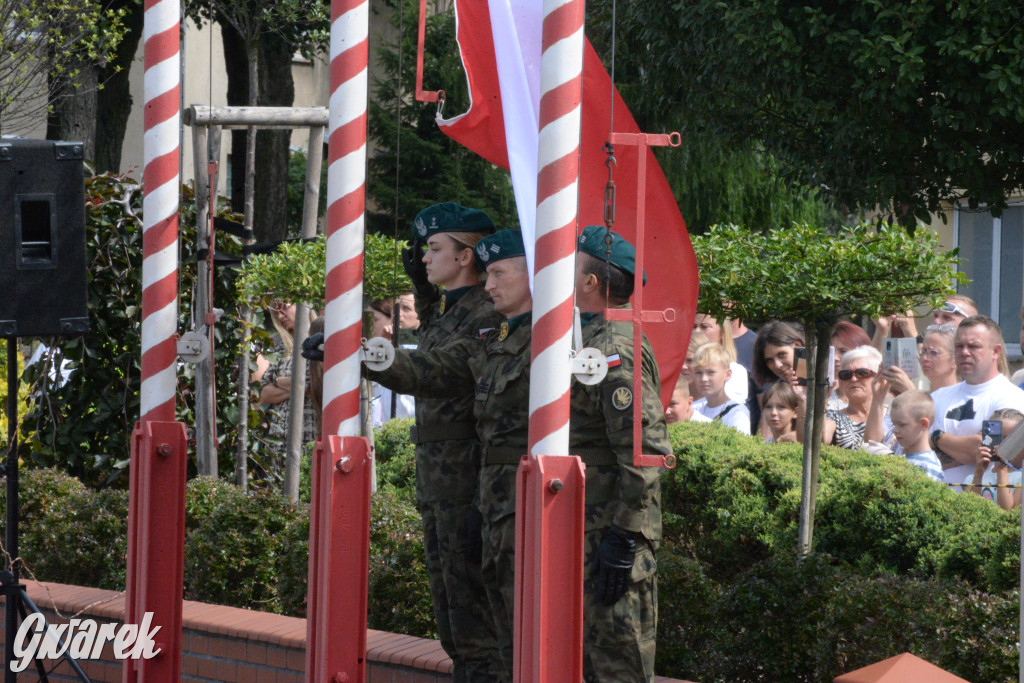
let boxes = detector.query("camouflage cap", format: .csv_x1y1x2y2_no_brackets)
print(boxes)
577,224,647,285
412,202,496,242
474,229,526,271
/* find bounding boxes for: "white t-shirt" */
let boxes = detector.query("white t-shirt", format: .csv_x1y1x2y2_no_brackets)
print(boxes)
725,362,749,403
932,375,1024,484
688,411,712,423
693,397,750,435
962,466,1022,501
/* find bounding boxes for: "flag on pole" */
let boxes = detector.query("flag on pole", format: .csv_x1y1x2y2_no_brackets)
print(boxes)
438,0,698,406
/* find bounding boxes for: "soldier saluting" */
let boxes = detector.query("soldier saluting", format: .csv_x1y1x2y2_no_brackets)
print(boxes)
367,228,531,683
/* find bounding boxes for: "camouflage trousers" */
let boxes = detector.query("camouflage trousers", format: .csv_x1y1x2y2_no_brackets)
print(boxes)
583,527,658,683
480,513,516,683
420,498,500,683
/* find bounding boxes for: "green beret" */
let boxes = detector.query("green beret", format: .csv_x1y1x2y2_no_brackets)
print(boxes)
474,229,526,271
577,225,646,285
412,202,496,241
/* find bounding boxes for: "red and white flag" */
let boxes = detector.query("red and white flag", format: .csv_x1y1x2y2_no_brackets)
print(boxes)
437,0,698,405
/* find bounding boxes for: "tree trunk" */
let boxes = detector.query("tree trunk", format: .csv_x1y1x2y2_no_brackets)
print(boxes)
47,65,98,158
234,44,260,490
94,0,144,173
220,21,249,213
254,32,295,244
798,323,831,555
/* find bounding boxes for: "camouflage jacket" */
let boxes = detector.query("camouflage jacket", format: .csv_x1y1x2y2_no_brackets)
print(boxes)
409,283,502,503
570,308,668,546
366,311,532,520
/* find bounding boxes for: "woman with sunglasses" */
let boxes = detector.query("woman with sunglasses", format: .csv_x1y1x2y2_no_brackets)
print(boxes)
822,345,883,449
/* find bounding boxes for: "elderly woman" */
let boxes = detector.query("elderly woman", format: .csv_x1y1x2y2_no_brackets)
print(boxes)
822,345,883,449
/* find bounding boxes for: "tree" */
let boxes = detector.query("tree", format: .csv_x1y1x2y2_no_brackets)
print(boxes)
185,0,329,243
366,0,515,236
595,0,1024,225
584,1,841,233
691,222,963,553
0,0,126,143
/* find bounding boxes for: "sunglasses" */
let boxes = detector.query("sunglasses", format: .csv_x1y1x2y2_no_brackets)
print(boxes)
838,368,876,381
939,301,969,317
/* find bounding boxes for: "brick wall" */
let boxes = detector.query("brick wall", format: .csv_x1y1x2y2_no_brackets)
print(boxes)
0,581,688,682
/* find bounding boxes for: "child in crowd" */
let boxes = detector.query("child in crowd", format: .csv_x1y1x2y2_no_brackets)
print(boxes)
665,375,711,425
681,331,711,402
692,343,751,434
888,391,943,482
966,408,1024,508
761,380,800,443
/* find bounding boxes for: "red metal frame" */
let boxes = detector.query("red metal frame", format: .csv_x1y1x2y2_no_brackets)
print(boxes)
306,435,373,683
514,455,586,682
123,420,187,683
415,0,444,104
603,131,682,469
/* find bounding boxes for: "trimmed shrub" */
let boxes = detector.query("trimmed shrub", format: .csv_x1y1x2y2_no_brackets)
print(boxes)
374,417,417,491
184,484,296,611
664,420,1018,591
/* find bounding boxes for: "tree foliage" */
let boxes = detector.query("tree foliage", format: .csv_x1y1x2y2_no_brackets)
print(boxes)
692,221,964,551
235,233,413,308
601,0,1024,224
0,0,127,136
585,1,841,233
366,0,516,236
693,222,964,326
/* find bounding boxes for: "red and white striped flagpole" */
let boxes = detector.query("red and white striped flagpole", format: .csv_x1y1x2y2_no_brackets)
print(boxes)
517,0,587,680
140,0,181,425
306,0,373,680
124,1,187,682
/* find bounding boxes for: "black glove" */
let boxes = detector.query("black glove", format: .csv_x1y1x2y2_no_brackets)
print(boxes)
592,524,637,606
301,332,324,361
401,241,429,288
462,506,484,565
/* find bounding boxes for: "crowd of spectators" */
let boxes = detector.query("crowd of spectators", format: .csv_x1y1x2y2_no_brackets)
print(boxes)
673,296,1024,508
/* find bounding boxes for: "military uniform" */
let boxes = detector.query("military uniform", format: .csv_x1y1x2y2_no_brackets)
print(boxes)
571,309,668,683
369,203,506,683
368,227,530,683
411,282,504,683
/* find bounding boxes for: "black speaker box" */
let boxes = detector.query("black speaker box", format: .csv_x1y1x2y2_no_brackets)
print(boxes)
0,139,88,338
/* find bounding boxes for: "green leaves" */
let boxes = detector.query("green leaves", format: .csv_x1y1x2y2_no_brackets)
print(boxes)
692,221,964,326
592,0,1024,223
235,232,413,308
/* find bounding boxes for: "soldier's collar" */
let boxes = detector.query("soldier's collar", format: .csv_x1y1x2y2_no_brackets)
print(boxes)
504,311,531,334
580,312,600,327
439,285,474,315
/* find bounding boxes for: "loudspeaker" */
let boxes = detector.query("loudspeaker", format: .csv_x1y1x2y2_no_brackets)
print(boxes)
0,139,88,338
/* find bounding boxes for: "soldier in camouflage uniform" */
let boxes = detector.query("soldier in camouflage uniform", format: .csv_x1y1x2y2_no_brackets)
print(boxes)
367,229,532,683
381,203,503,682
571,225,670,683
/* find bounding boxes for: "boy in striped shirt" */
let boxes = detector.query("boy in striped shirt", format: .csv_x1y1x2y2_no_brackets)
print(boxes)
890,390,944,482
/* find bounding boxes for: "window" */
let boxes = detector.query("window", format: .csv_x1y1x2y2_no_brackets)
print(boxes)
954,203,1024,358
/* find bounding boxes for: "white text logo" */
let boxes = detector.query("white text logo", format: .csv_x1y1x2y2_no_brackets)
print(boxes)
11,612,162,672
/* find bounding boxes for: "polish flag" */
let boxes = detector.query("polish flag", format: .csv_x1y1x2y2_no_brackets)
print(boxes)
436,0,698,406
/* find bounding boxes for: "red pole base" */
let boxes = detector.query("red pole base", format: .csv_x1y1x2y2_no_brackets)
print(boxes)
306,435,372,683
123,420,188,683
514,455,586,683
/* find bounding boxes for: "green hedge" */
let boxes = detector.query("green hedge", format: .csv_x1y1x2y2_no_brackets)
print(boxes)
5,419,1021,680
0,421,432,637
664,420,1018,592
